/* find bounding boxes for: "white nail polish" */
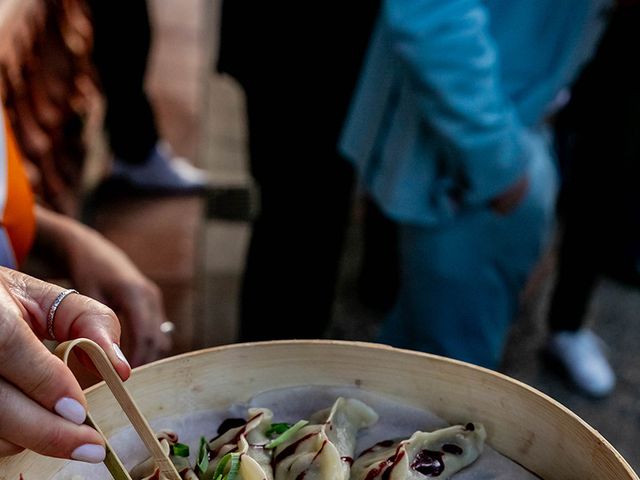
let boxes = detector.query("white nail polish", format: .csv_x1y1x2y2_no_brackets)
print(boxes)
54,397,87,425
71,444,106,463
113,343,131,368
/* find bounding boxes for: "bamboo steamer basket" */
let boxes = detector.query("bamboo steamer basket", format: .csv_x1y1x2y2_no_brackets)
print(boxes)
0,340,637,479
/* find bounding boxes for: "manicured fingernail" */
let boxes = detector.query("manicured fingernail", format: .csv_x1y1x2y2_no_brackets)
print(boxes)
54,397,86,425
71,444,106,463
113,343,131,368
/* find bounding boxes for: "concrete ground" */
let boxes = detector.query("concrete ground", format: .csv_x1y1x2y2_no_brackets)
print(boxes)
84,0,640,475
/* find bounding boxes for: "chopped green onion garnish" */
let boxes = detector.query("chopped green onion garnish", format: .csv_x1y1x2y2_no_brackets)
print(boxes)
209,452,241,480
265,420,309,449
266,422,292,436
197,436,209,473
212,452,232,479
225,453,240,480
171,442,190,457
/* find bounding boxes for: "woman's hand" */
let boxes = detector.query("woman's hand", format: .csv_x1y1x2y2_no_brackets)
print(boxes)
489,174,530,215
34,206,172,367
0,266,131,461
62,228,172,367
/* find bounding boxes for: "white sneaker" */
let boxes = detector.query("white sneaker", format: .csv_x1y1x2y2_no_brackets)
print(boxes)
546,329,616,398
111,141,209,192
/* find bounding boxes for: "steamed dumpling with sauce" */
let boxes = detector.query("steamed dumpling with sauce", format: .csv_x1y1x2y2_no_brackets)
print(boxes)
129,430,198,480
273,397,379,480
203,407,275,480
350,422,486,479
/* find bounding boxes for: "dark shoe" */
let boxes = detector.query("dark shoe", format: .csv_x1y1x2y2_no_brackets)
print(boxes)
110,141,209,193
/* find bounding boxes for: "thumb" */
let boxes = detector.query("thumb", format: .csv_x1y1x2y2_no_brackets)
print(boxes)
0,274,106,461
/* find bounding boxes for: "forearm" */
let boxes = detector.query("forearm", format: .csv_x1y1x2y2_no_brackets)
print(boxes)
32,205,126,278
32,206,82,274
31,207,171,367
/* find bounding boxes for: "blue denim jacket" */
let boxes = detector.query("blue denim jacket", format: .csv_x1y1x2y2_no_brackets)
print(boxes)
340,0,611,226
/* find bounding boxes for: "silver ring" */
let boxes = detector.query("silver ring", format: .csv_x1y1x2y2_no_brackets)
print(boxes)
47,289,79,341
160,321,175,335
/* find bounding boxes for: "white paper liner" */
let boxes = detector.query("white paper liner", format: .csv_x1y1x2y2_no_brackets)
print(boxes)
57,385,539,479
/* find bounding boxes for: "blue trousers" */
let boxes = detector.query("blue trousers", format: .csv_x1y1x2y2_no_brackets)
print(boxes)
378,145,557,369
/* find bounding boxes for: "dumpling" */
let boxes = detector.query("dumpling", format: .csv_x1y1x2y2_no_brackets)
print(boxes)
273,397,379,480
350,422,486,479
129,430,198,480
202,407,275,480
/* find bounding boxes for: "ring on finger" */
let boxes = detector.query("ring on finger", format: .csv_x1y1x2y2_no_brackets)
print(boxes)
47,289,79,341
160,321,175,335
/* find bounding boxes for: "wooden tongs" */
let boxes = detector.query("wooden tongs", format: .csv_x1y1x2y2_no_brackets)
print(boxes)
54,339,182,480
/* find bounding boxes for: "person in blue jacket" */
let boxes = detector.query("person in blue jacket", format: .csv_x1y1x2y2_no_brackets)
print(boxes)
340,0,612,369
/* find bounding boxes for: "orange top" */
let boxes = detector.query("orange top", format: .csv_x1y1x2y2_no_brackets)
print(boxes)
1,108,36,268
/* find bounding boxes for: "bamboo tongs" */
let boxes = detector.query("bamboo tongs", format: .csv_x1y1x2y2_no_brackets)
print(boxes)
54,338,182,480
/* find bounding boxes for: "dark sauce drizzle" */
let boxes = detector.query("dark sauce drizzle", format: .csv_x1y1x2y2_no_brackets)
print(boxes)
442,443,463,455
361,440,466,479
209,414,264,459
358,439,396,458
341,455,354,466
216,417,247,436
274,432,318,465
411,449,445,477
363,445,405,480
